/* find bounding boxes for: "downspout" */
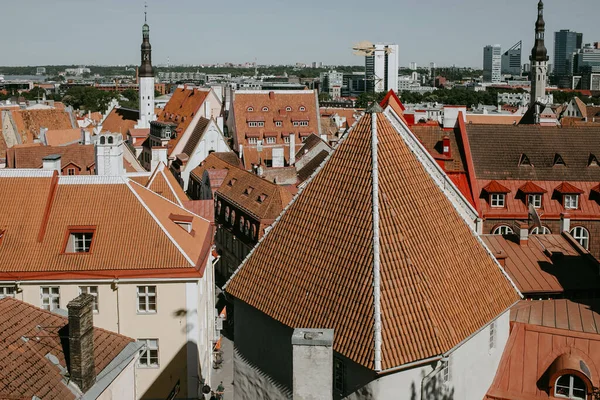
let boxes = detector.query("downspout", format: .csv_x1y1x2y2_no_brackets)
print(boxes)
370,107,382,372
113,279,121,334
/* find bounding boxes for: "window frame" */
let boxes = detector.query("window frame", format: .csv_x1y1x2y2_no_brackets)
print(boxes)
78,286,99,312
283,136,290,143
570,226,590,250
275,121,282,127
137,285,157,314
528,194,542,209
138,338,160,368
248,137,257,145
266,137,276,144
493,225,514,235
62,227,96,254
40,286,60,311
489,320,497,353
564,194,579,210
0,286,15,299
490,193,506,208
333,356,345,394
554,374,587,399
530,226,552,235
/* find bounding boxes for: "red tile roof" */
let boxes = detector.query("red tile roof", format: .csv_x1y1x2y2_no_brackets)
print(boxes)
554,181,584,194
10,109,74,143
481,234,600,296
5,143,95,173
0,297,133,399
0,173,211,280
146,163,188,206
225,111,519,371
101,107,138,136
483,180,511,193
518,181,547,194
486,299,600,400
190,152,242,184
45,128,81,146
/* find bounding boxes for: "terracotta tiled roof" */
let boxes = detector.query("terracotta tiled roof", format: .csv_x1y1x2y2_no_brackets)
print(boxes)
0,173,211,279
486,299,600,400
0,297,133,399
574,97,588,119
466,124,600,181
518,181,547,193
157,88,210,154
183,200,215,223
10,109,74,142
181,117,210,157
483,180,511,193
241,145,302,170
481,234,600,296
45,128,81,146
5,143,95,173
216,167,293,223
190,152,242,184
225,111,519,371
554,181,584,194
465,114,522,125
101,107,138,135
410,125,467,173
319,107,363,127
297,149,328,183
146,163,189,206
294,133,329,159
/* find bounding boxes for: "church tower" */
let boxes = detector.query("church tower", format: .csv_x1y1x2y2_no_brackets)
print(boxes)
530,0,549,106
136,7,156,129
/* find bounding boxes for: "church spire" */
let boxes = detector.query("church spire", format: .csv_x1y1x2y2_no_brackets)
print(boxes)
140,3,153,78
530,0,548,62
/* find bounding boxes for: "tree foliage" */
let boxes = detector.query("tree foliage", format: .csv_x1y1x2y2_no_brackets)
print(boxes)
61,86,119,112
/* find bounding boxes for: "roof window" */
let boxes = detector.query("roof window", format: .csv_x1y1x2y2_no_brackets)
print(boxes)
554,374,587,399
243,186,254,195
554,154,566,166
257,194,268,203
519,154,531,166
228,178,237,186
169,213,193,233
589,154,598,167
286,106,292,112
64,227,96,254
247,107,254,112
299,106,306,111
262,107,269,112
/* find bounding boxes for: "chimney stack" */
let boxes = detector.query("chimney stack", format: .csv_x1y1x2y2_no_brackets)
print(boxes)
42,154,61,173
81,128,91,145
292,328,334,400
518,221,529,245
442,136,451,158
67,294,96,393
560,212,571,232
289,133,296,166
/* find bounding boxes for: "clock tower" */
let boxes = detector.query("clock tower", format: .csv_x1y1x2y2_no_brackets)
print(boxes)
136,7,156,129
530,0,549,106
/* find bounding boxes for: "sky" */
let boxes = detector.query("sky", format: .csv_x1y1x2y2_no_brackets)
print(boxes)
2,0,600,68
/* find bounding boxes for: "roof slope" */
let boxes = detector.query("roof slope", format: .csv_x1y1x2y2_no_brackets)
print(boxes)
101,107,138,135
190,152,242,182
0,297,133,399
45,128,81,146
6,143,94,171
226,112,519,371
11,109,74,141
181,117,210,157
146,163,189,206
466,124,600,181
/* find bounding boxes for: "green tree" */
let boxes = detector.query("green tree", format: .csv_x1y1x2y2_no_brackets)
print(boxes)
62,86,119,112
356,92,386,108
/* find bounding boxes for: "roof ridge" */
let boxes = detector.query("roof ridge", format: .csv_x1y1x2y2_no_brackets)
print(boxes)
158,169,184,207
371,113,382,372
125,179,195,266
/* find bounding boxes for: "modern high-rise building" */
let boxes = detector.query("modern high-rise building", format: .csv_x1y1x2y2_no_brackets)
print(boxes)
319,70,344,99
483,44,502,83
409,62,418,71
554,29,583,76
574,43,600,73
365,43,399,93
530,0,549,106
135,11,156,129
501,41,522,75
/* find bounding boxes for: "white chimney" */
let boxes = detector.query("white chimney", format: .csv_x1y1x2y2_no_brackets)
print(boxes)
42,154,61,173
217,116,224,133
239,144,244,159
151,147,168,172
560,213,571,232
289,133,296,166
95,134,124,176
292,328,334,400
81,128,91,145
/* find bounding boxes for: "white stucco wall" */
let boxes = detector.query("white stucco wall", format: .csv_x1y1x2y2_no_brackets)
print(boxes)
137,77,156,129
97,358,137,400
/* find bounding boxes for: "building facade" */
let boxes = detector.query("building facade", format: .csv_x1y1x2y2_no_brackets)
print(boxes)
484,45,502,83
501,41,522,75
365,44,399,93
554,29,583,77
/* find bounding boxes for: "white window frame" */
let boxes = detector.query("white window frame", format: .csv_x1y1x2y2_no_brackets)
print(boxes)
570,226,590,250
275,121,282,127
138,339,159,368
293,121,299,127
528,194,542,209
137,286,157,314
79,286,99,312
554,374,587,399
299,106,306,111
0,286,15,299
248,137,257,145
266,137,276,144
68,232,93,253
489,320,497,353
531,226,552,235
283,136,290,143
493,225,514,235
490,193,505,208
564,194,579,209
441,356,452,385
41,286,60,311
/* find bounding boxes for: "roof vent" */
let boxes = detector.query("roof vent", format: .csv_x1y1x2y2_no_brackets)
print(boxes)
519,153,531,166
269,91,275,100
553,153,566,166
228,178,237,186
589,154,598,167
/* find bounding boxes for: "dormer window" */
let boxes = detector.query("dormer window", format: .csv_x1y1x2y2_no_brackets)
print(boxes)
65,228,95,253
247,107,254,112
169,214,193,233
528,194,542,208
564,194,579,209
262,107,269,112
555,374,586,399
228,178,237,187
284,136,290,143
554,154,566,166
589,154,598,167
286,107,292,112
490,194,505,208
257,194,268,203
299,106,306,111
243,187,254,195
248,137,257,145
275,121,282,127
519,154,531,166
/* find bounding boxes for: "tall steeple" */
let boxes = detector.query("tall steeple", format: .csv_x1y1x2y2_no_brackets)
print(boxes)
529,0,549,106
136,3,156,129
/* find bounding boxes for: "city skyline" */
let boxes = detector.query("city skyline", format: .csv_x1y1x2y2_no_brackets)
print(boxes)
1,0,599,68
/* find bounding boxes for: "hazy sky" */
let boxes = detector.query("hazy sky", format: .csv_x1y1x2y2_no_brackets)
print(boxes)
2,0,599,68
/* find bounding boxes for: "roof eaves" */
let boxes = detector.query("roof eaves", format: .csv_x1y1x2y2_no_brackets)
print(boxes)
125,179,195,266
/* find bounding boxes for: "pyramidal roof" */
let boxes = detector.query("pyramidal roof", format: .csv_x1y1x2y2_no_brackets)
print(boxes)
225,108,520,371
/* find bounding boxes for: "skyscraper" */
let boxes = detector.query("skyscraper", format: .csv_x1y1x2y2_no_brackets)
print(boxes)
136,9,156,129
365,44,399,93
530,0,549,106
554,29,583,76
483,45,502,83
501,41,522,75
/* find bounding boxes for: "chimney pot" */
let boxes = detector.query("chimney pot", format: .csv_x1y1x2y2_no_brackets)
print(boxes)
442,136,451,157
518,221,529,245
67,294,96,393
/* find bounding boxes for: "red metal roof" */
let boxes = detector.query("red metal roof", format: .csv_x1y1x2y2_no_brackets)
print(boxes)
483,180,511,193
555,181,584,194
518,181,547,194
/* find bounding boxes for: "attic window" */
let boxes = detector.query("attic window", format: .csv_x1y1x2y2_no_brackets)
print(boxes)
554,154,566,166
262,107,269,112
0,230,4,245
519,154,531,166
239,216,245,231
257,194,268,203
228,178,237,186
169,214,193,233
286,107,292,112
64,227,96,253
299,106,306,111
247,107,254,112
589,154,599,167
243,186,254,195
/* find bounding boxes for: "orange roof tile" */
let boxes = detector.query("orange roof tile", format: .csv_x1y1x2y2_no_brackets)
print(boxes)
5,143,95,173
0,172,211,279
466,114,523,125
146,163,189,206
101,107,138,135
0,297,134,400
190,152,243,184
9,109,74,143
225,111,519,371
45,128,81,146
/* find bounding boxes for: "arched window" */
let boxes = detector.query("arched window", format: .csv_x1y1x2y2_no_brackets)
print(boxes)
225,206,230,222
530,226,552,235
245,220,250,235
492,225,514,235
107,136,114,144
555,374,586,399
217,201,222,215
299,106,306,111
262,107,269,112
570,226,590,250
239,216,245,231
100,136,106,145
230,210,236,225
286,106,292,112
247,107,254,112
251,224,257,239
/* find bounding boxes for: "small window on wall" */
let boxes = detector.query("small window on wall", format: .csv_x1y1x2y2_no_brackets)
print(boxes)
441,356,452,384
492,225,514,235
528,194,542,208
531,226,552,235
489,320,497,352
570,226,590,250
0,286,15,299
333,357,345,394
490,194,505,208
65,228,95,253
79,286,99,312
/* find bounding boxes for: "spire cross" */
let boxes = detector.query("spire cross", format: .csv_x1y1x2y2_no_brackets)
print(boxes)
144,2,147,23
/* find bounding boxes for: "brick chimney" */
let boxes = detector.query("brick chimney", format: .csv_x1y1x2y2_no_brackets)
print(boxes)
517,221,529,245
67,294,96,393
442,136,451,158
292,328,334,400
